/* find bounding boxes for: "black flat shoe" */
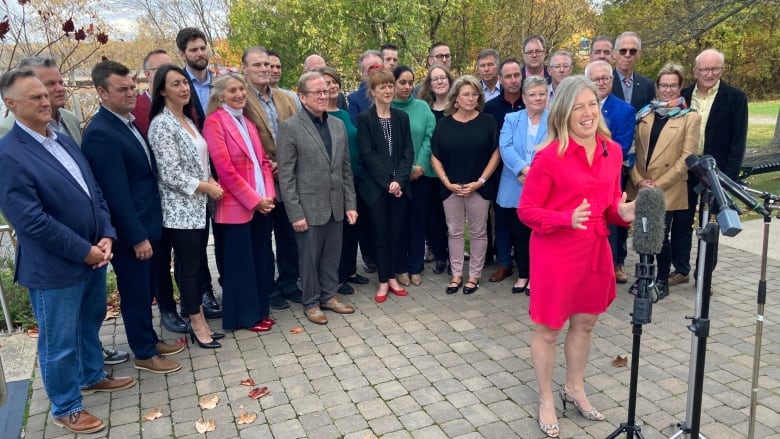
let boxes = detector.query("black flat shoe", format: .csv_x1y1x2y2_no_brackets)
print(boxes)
270,295,290,310
160,311,187,333
337,283,356,295
446,280,462,294
346,274,369,284
463,281,479,295
433,260,447,274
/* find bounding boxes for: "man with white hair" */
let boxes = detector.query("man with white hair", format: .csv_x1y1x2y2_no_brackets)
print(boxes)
611,31,654,110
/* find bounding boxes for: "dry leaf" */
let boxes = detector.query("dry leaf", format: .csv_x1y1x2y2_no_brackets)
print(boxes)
27,328,39,338
363,435,379,439
195,417,216,433
612,355,628,367
237,409,257,425
248,386,270,400
290,327,303,334
240,378,255,386
143,407,163,421
198,393,220,409
104,309,121,320
174,337,186,345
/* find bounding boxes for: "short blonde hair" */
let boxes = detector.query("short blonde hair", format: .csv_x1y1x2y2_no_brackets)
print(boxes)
541,75,611,156
206,73,265,131
444,75,484,116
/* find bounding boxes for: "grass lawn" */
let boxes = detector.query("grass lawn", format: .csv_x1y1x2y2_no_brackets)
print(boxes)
749,100,780,117
748,124,776,149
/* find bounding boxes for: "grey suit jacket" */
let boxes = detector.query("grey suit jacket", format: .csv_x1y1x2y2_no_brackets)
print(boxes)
0,108,82,145
277,109,356,226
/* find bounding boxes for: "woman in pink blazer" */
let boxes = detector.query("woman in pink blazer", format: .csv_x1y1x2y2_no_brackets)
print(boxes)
203,73,277,332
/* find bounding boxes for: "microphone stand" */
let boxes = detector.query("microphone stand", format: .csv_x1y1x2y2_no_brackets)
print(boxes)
741,186,780,439
607,253,655,439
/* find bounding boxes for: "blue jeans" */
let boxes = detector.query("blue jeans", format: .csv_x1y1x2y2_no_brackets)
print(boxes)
494,206,515,269
29,267,108,419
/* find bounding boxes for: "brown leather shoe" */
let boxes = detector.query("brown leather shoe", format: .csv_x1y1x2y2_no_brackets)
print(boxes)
410,274,422,286
320,296,355,314
615,265,629,284
134,355,181,374
81,375,136,395
488,266,513,282
53,410,105,434
668,271,689,286
305,306,328,325
396,272,411,286
156,341,185,356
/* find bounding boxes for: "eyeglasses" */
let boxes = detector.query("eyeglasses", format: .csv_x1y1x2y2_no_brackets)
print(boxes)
524,50,545,56
695,66,724,75
431,76,448,83
550,63,571,70
618,48,638,56
658,83,680,90
433,53,452,61
589,76,613,83
305,90,330,97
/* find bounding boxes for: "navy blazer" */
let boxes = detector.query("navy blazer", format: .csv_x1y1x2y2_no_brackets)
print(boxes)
681,80,748,179
612,69,655,111
0,124,116,289
82,106,163,247
601,94,637,164
356,107,415,206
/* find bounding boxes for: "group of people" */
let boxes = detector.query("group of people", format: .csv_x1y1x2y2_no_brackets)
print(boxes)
0,25,747,437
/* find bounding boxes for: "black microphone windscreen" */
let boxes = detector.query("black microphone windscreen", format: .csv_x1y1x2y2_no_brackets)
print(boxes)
633,187,666,255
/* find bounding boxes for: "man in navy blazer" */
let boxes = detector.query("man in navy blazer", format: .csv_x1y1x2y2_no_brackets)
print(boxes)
0,69,135,434
587,60,637,284
611,32,654,111
82,61,183,374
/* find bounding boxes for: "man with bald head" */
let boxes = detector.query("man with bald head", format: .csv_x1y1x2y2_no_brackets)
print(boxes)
303,53,346,110
671,48,748,286
586,60,636,284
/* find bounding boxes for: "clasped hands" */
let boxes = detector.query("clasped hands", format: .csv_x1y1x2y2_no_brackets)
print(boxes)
448,181,481,197
388,181,403,198
84,237,114,269
571,193,636,230
255,197,276,215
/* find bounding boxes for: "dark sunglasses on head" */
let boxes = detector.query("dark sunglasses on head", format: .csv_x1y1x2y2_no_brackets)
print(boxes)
618,48,638,56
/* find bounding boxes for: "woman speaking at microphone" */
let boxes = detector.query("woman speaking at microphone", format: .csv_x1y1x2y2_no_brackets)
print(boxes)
630,63,699,298
518,76,635,438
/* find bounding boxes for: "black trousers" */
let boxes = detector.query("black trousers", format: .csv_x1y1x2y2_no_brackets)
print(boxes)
162,227,208,315
370,193,409,283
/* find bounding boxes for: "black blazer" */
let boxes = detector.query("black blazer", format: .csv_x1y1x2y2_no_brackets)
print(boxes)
82,106,163,247
356,107,414,206
681,80,748,179
611,69,655,111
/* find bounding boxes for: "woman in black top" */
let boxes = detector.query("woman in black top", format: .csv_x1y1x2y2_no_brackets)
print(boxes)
431,75,500,295
357,68,415,303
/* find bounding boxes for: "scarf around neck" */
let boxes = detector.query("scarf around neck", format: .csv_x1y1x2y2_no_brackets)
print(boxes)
636,96,692,122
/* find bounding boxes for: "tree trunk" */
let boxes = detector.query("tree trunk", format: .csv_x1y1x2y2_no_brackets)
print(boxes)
772,107,780,150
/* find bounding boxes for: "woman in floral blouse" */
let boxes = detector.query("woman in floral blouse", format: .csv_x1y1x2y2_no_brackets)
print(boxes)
148,64,224,349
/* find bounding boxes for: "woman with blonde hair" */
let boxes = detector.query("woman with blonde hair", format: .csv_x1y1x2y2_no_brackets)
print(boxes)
203,73,277,333
518,75,635,437
431,75,501,296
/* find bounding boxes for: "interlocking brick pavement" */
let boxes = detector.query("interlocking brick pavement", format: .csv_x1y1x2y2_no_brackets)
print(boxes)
19,223,780,439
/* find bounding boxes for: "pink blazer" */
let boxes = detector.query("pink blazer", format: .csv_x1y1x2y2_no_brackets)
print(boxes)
204,108,276,224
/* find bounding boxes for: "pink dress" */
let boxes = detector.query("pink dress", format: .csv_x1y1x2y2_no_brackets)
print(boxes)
518,135,629,329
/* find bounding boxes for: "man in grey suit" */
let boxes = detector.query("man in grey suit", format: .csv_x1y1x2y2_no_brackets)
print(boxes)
277,71,358,325
0,57,82,143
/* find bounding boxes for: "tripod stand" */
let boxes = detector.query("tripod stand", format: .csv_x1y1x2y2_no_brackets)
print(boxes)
606,255,656,439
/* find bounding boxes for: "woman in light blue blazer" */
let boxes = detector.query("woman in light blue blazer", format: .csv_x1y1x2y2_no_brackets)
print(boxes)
497,76,549,296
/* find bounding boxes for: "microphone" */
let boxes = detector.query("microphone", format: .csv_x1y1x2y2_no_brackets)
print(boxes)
717,172,771,217
602,140,608,157
633,187,666,256
686,155,742,237
631,187,666,313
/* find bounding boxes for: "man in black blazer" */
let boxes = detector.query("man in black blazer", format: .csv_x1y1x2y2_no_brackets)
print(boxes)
671,48,748,286
82,61,183,374
611,31,654,111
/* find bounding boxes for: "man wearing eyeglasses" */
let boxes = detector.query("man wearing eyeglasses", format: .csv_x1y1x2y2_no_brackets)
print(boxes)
672,48,748,287
586,60,637,285
520,36,551,85
611,31,654,111
547,50,573,107
277,71,358,325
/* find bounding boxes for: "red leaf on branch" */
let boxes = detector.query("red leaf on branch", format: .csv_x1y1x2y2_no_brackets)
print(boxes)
96,32,108,44
0,18,10,40
74,28,86,41
62,18,74,35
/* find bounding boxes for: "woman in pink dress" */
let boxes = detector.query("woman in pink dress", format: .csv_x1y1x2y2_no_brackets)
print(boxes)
518,76,635,438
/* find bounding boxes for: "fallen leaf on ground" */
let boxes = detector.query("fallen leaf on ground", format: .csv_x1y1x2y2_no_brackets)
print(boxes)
195,417,216,433
240,378,255,386
363,434,379,439
104,309,121,320
290,327,303,334
612,355,628,367
143,407,163,421
237,409,257,425
198,393,220,409
248,386,270,400
174,337,186,345
27,328,39,338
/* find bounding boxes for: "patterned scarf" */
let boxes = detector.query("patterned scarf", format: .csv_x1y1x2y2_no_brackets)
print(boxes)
635,96,692,122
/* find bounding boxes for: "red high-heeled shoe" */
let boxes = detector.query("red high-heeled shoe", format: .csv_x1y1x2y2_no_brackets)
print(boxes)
261,318,275,326
248,322,272,332
388,285,408,296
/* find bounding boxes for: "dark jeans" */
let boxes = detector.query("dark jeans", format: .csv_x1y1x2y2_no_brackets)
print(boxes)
398,177,430,275
494,206,515,269
357,193,376,266
162,227,208,315
670,176,697,275
270,200,300,296
425,176,448,261
370,193,409,283
338,214,360,283
511,211,532,278
647,211,675,282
